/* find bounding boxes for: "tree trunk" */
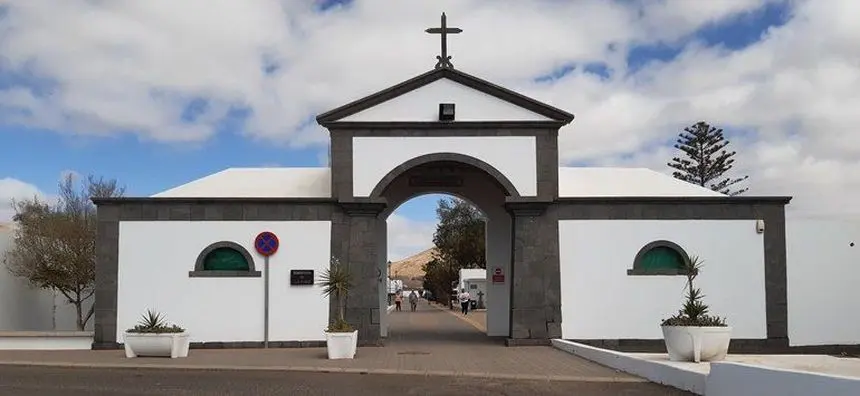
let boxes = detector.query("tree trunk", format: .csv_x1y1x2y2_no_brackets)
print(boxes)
75,300,84,331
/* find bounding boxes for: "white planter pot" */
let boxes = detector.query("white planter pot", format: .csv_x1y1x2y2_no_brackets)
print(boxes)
325,330,358,360
661,325,732,363
123,332,190,358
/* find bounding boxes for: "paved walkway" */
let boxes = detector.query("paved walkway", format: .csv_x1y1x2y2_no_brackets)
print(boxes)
1,366,693,395
0,301,640,383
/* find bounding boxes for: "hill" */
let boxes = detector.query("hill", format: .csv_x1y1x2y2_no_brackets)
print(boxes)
389,247,437,289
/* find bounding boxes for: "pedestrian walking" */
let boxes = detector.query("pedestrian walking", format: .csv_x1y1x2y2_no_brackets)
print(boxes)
394,291,402,311
458,288,471,315
409,290,419,312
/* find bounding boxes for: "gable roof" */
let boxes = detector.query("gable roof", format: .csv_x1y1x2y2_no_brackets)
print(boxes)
316,67,575,127
151,168,331,198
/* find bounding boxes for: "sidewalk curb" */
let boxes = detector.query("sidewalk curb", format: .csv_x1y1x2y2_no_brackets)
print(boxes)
0,360,645,383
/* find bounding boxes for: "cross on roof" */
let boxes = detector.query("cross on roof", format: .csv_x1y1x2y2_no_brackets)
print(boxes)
425,12,462,69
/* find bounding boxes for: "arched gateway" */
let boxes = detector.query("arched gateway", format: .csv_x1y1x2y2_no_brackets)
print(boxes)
93,14,792,352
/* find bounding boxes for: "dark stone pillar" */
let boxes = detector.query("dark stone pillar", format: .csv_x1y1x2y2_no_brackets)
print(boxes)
761,204,789,347
93,203,120,349
506,202,562,344
331,202,387,346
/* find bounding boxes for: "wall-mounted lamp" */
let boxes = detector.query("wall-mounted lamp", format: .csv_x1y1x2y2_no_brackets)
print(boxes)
439,103,455,121
755,219,765,234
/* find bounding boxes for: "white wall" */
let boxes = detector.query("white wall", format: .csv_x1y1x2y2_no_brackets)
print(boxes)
458,268,485,290
0,225,92,332
352,136,537,197
117,221,331,343
341,78,552,122
559,220,766,340
787,220,860,346
707,361,860,396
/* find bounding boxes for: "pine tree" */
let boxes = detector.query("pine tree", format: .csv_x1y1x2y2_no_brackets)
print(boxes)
668,121,749,196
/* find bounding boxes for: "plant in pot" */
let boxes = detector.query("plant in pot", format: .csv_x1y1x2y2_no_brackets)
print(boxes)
319,256,358,360
123,309,189,358
660,255,732,363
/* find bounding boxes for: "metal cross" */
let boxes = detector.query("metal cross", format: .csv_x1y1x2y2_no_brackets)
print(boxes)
425,12,462,69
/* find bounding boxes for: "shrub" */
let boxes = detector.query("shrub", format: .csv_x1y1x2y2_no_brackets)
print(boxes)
661,255,727,327
319,257,355,333
126,309,185,334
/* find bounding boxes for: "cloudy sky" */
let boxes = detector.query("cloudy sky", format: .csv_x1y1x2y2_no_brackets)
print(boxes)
1,0,858,260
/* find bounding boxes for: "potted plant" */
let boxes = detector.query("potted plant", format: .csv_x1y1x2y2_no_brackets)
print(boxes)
319,257,358,360
660,255,732,363
123,309,189,358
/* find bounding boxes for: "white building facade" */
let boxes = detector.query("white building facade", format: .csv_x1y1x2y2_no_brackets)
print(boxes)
88,36,858,354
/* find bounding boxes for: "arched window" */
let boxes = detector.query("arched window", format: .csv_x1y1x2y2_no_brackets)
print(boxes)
627,240,691,276
189,241,261,278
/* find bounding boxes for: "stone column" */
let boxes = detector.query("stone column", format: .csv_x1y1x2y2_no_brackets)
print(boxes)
506,202,562,345
332,202,387,346
93,203,120,349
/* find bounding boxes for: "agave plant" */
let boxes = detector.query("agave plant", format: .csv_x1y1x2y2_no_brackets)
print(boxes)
661,255,727,327
318,257,355,332
127,309,185,333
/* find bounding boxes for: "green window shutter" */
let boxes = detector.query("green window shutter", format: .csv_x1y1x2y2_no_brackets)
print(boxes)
639,246,684,272
203,248,250,271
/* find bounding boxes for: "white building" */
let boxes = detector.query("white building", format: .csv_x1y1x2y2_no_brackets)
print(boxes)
87,18,859,354
458,268,487,307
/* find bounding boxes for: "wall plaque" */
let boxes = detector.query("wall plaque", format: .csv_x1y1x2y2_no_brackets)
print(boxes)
290,270,315,286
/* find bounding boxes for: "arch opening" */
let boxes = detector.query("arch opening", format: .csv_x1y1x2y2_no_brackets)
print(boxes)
373,156,513,344
369,153,522,200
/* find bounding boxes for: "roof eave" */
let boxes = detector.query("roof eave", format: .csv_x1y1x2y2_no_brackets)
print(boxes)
315,67,575,126
554,196,793,205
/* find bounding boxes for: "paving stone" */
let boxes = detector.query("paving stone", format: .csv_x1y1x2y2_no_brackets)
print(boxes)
0,302,637,382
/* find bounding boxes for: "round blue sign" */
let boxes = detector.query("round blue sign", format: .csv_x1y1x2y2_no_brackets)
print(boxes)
254,231,279,256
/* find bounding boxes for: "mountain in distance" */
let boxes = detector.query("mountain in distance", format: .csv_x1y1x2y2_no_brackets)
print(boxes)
389,247,436,289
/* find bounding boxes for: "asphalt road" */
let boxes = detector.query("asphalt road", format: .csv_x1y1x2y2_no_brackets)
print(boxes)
0,366,692,396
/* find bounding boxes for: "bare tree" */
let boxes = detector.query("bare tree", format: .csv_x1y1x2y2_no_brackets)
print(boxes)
4,174,125,330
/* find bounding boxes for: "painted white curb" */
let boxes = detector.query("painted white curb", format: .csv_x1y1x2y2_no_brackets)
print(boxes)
551,339,705,394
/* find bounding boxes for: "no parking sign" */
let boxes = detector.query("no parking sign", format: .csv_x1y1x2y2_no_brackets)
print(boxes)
254,231,279,256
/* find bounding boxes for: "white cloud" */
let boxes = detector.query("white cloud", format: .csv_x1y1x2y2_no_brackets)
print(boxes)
386,213,435,262
0,177,48,222
1,0,860,218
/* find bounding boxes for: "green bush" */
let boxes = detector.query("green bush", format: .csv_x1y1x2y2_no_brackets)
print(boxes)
126,309,185,334
661,255,728,327
319,257,355,333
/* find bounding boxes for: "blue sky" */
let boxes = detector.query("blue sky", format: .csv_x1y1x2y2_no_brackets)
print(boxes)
0,1,790,224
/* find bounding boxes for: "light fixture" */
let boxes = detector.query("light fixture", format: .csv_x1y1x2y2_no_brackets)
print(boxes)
439,103,455,121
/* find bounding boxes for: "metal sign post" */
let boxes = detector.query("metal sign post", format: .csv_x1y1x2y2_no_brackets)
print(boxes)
264,255,270,348
254,231,280,349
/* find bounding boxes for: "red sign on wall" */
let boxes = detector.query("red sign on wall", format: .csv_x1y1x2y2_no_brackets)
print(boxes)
492,267,505,283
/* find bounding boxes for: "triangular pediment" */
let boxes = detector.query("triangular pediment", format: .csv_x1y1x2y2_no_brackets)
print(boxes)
316,68,574,126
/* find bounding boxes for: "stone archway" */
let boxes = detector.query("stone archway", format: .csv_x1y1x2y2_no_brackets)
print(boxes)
370,155,515,339
369,152,522,199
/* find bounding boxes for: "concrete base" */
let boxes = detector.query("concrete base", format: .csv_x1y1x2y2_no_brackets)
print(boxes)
552,339,860,396
0,331,94,351
505,338,551,347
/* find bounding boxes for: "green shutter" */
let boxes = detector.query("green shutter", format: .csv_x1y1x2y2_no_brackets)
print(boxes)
203,248,250,271
639,246,684,272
